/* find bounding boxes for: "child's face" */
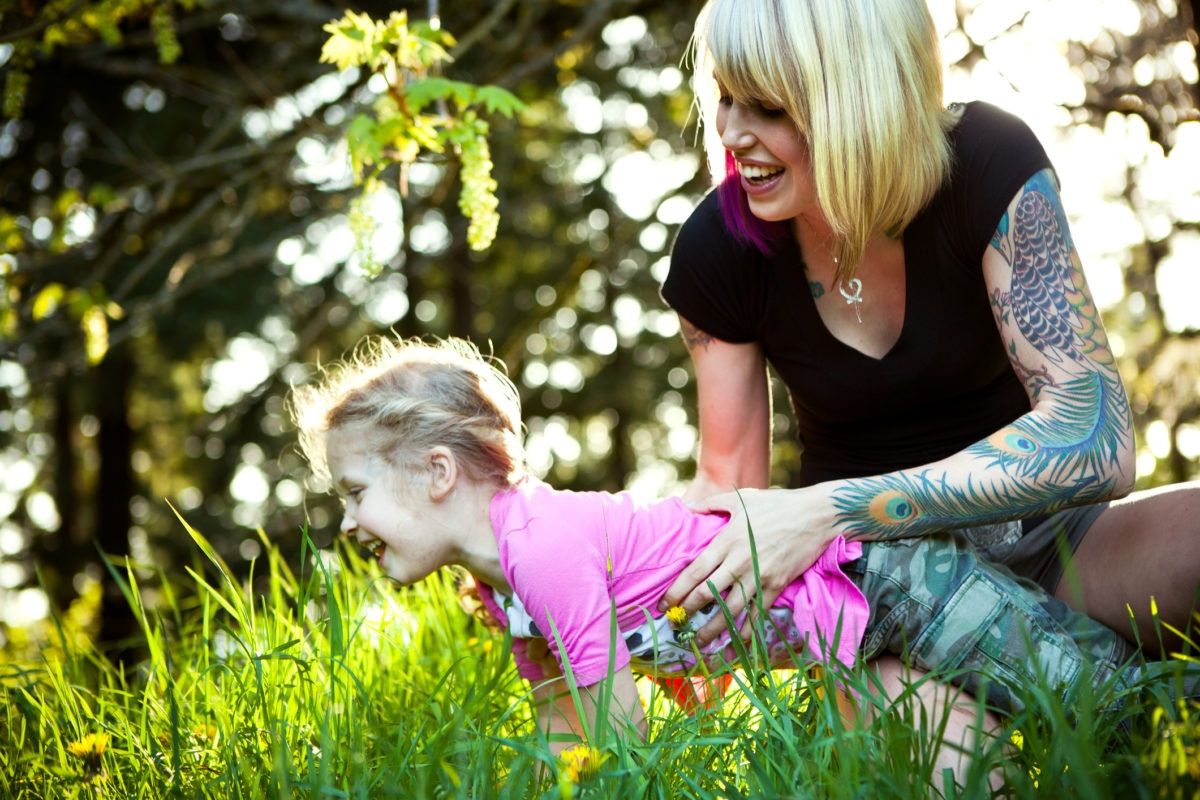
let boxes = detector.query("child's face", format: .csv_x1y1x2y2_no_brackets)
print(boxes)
325,425,455,585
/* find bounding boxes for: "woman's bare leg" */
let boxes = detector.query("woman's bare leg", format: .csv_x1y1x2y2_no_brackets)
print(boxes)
1056,481,1200,656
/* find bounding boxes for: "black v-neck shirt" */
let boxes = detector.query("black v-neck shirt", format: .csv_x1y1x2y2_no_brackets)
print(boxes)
662,102,1054,485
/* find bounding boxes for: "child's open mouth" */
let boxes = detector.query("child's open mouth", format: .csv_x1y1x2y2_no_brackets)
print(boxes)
359,536,386,559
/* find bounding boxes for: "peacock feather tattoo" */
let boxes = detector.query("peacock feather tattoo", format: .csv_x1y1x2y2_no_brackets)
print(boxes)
1004,178,1114,368
833,170,1129,540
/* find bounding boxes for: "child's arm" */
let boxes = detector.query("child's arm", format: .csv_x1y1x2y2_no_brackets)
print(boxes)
529,666,646,757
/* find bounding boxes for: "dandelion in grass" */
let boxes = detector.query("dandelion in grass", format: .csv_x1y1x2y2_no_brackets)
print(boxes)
558,743,606,786
666,605,694,644
192,723,219,744
466,635,495,654
67,732,109,781
665,603,717,686
68,732,108,761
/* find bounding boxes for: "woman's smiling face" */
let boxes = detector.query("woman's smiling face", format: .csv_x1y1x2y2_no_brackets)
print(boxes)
715,79,815,222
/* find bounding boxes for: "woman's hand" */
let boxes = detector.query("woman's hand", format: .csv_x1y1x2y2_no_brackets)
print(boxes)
660,487,837,645
665,320,842,643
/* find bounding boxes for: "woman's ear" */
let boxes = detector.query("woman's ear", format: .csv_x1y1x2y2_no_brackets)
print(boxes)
425,446,459,501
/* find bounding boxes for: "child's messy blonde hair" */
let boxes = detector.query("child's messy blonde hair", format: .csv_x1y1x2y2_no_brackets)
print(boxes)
289,335,526,490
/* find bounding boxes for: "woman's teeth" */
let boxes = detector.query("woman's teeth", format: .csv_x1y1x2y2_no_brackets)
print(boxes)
740,164,783,183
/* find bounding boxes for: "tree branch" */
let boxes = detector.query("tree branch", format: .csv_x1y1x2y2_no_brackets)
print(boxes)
0,0,89,45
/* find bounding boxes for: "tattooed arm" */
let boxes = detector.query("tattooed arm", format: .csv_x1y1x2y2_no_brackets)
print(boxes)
662,169,1134,642
829,168,1134,539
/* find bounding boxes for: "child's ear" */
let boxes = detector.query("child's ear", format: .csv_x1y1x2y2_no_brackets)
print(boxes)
425,446,458,501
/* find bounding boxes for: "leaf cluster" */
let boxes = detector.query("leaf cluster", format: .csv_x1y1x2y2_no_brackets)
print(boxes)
321,10,526,256
2,0,200,119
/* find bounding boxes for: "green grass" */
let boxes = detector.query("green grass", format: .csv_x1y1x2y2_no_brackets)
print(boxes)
2,521,1198,799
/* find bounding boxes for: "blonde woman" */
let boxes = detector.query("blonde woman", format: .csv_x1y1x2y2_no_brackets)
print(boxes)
661,0,1199,672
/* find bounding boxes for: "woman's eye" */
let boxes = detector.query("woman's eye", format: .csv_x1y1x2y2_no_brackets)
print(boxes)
717,93,732,107
752,101,786,118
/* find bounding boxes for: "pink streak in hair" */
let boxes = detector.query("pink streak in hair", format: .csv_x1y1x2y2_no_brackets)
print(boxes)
717,150,786,255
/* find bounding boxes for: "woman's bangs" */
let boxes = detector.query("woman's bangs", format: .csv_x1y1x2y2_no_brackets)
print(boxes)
703,2,784,108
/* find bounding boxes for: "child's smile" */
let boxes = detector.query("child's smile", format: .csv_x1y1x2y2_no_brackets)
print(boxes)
325,425,456,586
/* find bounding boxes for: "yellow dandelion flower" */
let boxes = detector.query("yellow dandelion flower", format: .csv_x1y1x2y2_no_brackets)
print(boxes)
67,732,109,760
192,723,218,743
558,744,606,783
666,605,697,644
665,606,689,627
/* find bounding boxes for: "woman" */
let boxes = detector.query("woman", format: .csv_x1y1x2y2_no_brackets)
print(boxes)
659,0,1200,663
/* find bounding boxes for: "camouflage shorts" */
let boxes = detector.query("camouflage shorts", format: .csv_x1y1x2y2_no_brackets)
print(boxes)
956,504,1107,594
842,532,1138,715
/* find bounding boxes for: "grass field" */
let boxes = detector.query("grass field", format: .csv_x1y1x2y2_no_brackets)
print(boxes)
3,519,1198,799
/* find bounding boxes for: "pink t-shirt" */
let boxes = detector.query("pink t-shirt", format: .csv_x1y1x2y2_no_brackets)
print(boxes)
476,478,868,685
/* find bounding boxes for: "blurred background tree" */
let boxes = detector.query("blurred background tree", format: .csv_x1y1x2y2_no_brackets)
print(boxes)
0,0,1197,660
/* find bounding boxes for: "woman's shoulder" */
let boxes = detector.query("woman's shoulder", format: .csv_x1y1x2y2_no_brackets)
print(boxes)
921,101,1054,263
953,100,1027,127
674,189,739,250
949,101,1047,162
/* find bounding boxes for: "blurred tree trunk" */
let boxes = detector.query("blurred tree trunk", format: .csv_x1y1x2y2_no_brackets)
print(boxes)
94,343,139,662
53,377,78,551
448,215,474,341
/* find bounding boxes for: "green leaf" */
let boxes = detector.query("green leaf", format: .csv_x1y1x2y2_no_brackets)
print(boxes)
411,20,456,50
406,115,445,153
346,113,384,175
406,35,453,70
320,11,379,71
474,85,527,117
406,77,476,113
32,284,65,321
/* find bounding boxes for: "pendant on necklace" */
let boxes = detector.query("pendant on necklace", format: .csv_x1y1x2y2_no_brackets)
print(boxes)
838,278,864,324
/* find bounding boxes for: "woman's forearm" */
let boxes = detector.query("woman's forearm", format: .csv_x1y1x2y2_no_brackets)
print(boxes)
826,377,1135,541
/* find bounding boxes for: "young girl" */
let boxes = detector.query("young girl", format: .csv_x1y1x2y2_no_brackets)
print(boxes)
289,335,1185,755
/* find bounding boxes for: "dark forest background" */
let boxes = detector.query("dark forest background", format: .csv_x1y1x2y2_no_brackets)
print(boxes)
1,0,1198,662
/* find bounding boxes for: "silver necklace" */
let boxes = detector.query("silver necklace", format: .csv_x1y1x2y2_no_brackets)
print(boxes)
838,278,864,324
803,218,864,324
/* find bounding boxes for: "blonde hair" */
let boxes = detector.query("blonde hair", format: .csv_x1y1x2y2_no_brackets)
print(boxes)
289,335,525,490
692,0,955,278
